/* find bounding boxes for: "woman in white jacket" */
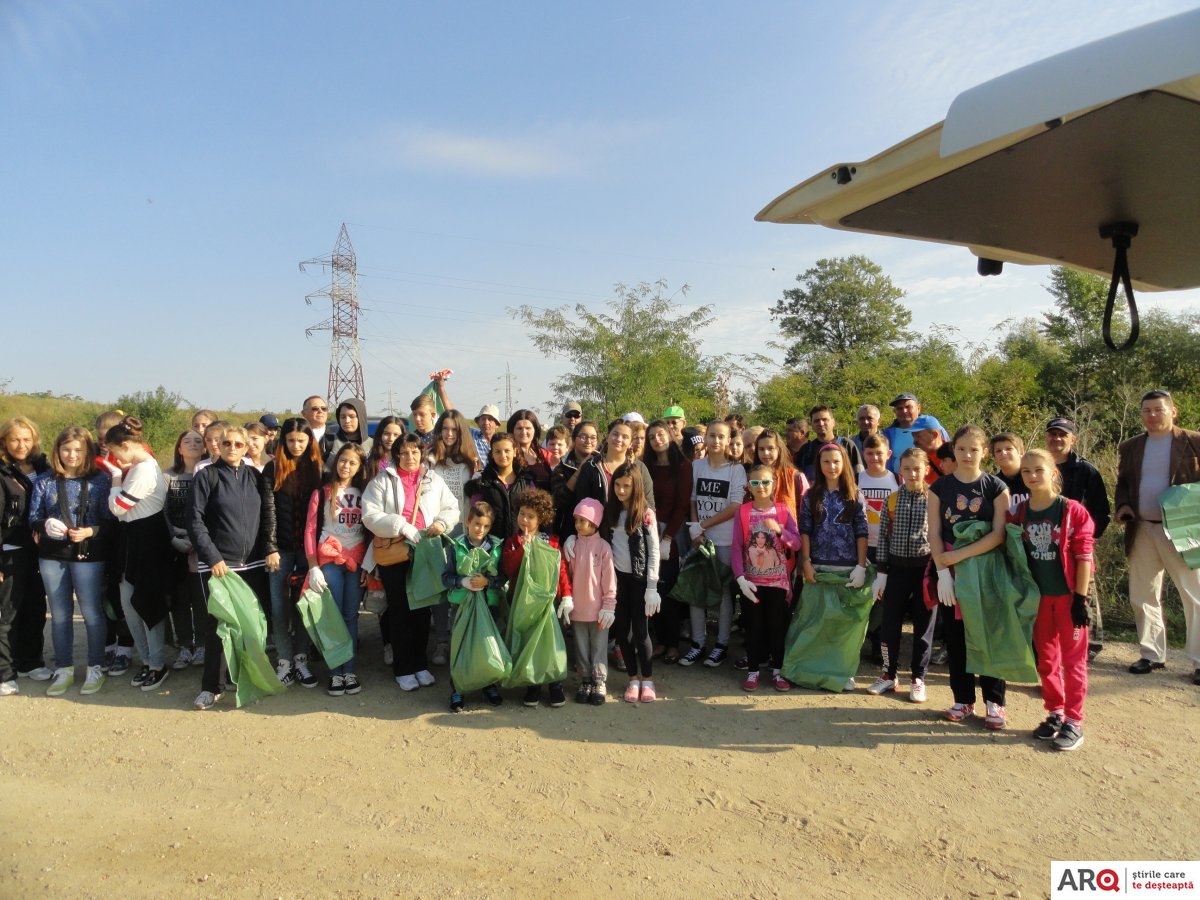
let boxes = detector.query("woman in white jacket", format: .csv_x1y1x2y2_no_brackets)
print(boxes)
362,433,459,691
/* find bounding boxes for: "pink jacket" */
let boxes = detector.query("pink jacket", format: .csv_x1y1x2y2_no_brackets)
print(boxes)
568,533,617,623
1009,496,1096,595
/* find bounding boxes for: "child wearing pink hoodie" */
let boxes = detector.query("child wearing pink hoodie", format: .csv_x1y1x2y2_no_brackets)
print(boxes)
565,498,617,705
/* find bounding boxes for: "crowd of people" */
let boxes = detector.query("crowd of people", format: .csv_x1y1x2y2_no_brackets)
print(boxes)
1,381,1197,754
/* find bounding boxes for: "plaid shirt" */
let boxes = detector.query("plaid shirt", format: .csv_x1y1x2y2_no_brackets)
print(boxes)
876,487,930,572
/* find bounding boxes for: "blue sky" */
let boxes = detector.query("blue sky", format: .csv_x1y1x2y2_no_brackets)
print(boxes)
4,0,1197,422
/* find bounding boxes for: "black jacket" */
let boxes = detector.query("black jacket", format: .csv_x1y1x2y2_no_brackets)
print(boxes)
0,456,48,550
465,466,536,540
1057,451,1111,537
188,459,277,569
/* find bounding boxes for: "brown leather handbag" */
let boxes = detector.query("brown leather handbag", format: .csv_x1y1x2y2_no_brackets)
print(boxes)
371,471,423,566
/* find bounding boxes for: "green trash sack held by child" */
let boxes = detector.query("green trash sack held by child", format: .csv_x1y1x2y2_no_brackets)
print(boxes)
1161,482,1200,569
407,534,452,610
450,590,513,692
296,586,354,670
781,565,874,692
205,571,287,708
446,538,504,608
502,536,568,688
950,519,1040,683
672,539,732,609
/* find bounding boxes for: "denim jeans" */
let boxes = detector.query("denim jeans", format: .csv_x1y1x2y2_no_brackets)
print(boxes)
267,551,309,663
119,578,167,668
40,558,107,668
322,562,363,676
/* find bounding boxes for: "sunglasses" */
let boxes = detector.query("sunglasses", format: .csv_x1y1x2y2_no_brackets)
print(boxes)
564,411,582,418
749,479,774,488
221,440,247,449
307,406,328,412
1141,389,1172,402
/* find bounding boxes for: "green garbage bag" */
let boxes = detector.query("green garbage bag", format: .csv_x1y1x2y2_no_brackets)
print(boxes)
296,586,354,670
502,536,568,688
1161,482,1200,569
446,538,504,609
781,565,874,691
450,590,513,692
205,572,287,708
407,534,452,610
950,519,1040,683
672,539,732,609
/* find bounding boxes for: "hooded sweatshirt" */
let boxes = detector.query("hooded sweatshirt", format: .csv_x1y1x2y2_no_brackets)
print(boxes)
325,397,373,466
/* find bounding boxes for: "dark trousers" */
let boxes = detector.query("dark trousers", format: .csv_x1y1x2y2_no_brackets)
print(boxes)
879,564,936,679
741,584,789,671
945,613,1006,706
198,567,269,694
6,547,47,672
170,567,208,649
614,571,653,679
653,551,682,650
379,561,430,677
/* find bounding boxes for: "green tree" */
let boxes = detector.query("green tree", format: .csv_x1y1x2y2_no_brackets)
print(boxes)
770,256,912,368
510,280,719,423
115,386,191,458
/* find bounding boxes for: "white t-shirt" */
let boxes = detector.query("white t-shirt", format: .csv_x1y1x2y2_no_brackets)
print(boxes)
857,470,899,549
691,458,747,548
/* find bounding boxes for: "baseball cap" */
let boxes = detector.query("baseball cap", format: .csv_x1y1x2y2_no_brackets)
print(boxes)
912,414,944,432
475,404,501,426
562,401,582,417
622,411,646,425
663,405,686,419
1046,417,1077,434
890,393,919,406
259,414,280,429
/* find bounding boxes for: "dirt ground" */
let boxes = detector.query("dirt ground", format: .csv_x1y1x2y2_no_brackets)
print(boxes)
2,612,1198,900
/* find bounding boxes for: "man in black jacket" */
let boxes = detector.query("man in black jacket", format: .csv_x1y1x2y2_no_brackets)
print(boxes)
1046,417,1111,660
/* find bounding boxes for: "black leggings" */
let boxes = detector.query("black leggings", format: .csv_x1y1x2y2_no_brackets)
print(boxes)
879,564,936,679
741,584,789,671
614,571,653,679
945,614,1006,706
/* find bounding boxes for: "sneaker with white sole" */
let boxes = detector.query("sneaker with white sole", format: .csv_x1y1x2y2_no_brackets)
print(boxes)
172,647,194,670
80,666,105,695
415,669,436,687
343,674,361,695
909,678,927,703
292,654,318,688
19,666,53,681
1033,713,1064,741
130,665,151,688
868,676,897,695
190,647,205,667
1052,721,1084,751
678,644,705,667
108,653,132,676
0,680,18,696
945,702,974,722
984,701,1006,730
328,674,346,696
431,642,449,666
194,690,221,710
140,667,169,692
276,659,295,686
47,667,74,696
396,674,419,691
844,677,857,692
703,645,729,668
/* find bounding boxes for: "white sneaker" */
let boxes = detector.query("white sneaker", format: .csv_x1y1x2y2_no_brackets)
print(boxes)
19,666,53,681
843,677,857,692
81,666,105,695
194,690,221,710
415,669,436,687
867,676,897,695
292,653,318,688
47,667,74,696
395,674,419,691
909,678,927,703
431,642,449,666
383,644,394,667
172,647,193,670
276,659,295,686
0,680,18,696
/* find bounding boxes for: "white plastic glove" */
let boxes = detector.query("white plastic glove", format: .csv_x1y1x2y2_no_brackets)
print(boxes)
562,535,577,562
557,595,574,626
399,522,423,544
872,573,888,602
98,458,123,482
44,518,68,540
644,587,661,616
736,575,759,603
308,566,327,594
171,536,194,554
845,565,867,589
460,577,474,590
936,566,957,607
688,522,704,541
597,609,615,629
660,538,673,561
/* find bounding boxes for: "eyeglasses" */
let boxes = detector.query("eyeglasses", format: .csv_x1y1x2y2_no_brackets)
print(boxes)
749,479,774,488
577,434,598,443
306,406,328,412
221,440,247,449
